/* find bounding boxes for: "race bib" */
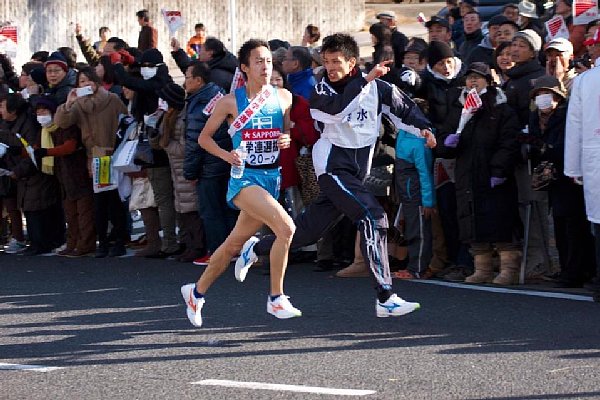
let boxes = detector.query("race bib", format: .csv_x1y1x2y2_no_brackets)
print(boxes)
242,128,281,166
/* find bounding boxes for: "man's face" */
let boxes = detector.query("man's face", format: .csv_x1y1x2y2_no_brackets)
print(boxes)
102,42,116,56
463,13,481,34
46,65,66,86
241,46,273,86
511,37,535,63
403,52,420,70
432,57,456,77
197,44,212,62
497,23,517,42
588,42,600,61
503,7,519,22
184,66,203,94
428,24,451,43
545,48,573,72
378,16,395,28
0,100,15,121
282,49,299,74
18,72,30,89
100,30,111,40
137,17,145,26
488,25,500,46
322,50,356,82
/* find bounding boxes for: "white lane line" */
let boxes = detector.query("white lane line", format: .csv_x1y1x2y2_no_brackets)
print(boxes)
192,379,376,396
0,363,64,372
411,280,594,302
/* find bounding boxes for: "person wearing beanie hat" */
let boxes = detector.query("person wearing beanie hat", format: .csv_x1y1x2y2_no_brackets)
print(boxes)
34,94,97,257
528,73,596,289
43,51,76,105
514,29,542,52
437,59,521,285
427,40,455,69
157,82,185,111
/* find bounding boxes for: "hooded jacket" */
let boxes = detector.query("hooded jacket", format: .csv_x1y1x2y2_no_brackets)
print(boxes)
171,49,238,93
504,59,545,128
459,29,484,60
465,34,494,66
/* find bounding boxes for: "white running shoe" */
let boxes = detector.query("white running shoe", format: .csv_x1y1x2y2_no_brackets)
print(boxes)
376,294,420,318
234,236,259,282
180,283,205,327
5,238,27,254
267,295,302,319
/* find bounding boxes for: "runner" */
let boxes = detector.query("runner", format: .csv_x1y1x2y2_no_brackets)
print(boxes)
181,39,300,327
235,33,436,317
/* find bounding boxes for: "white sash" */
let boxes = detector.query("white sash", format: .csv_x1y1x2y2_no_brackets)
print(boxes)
227,87,273,137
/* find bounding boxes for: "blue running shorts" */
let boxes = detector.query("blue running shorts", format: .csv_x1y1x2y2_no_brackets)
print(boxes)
226,167,281,209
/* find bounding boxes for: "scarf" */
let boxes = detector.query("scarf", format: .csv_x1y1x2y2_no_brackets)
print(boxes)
41,123,59,175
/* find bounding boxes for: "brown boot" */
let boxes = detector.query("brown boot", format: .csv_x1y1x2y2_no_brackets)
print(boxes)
135,208,162,257
465,252,494,283
492,250,522,285
336,235,369,278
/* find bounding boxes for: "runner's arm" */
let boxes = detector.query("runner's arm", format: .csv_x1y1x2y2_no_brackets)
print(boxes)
198,95,239,165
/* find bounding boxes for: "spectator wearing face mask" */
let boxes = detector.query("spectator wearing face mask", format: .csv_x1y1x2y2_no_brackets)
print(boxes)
528,76,596,288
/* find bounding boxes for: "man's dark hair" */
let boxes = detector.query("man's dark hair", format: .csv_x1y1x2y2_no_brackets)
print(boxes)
58,47,77,68
305,24,320,42
31,51,49,62
289,46,313,70
320,33,359,60
1,93,27,114
194,23,205,30
464,10,481,20
238,39,269,68
503,3,518,10
136,9,150,22
76,67,102,86
204,38,227,58
188,61,211,82
99,27,110,36
447,0,458,6
369,23,392,46
107,37,127,51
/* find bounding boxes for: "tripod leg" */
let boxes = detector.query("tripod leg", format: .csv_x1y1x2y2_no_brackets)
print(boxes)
520,203,532,284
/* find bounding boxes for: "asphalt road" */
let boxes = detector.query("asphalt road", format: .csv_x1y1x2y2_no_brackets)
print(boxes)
1,254,599,400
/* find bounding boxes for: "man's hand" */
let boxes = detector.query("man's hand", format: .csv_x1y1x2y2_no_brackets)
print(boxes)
118,49,135,66
366,60,392,82
277,133,291,150
171,38,181,52
75,23,82,36
422,207,436,219
421,129,437,148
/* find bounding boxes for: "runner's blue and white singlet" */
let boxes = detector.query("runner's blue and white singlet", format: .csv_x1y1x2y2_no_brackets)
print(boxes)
232,85,284,170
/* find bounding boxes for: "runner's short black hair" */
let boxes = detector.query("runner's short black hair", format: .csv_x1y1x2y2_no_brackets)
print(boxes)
320,33,359,60
238,39,270,69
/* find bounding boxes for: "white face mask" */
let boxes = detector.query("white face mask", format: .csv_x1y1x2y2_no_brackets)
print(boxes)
157,98,169,111
37,115,53,127
140,67,158,80
517,16,523,26
535,93,554,110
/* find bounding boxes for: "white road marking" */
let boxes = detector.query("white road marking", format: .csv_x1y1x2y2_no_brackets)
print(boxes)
0,363,64,372
411,280,594,302
192,379,376,396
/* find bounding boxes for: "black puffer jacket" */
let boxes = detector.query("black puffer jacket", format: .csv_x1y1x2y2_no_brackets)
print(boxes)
417,58,465,131
504,59,545,129
436,86,521,243
183,82,232,180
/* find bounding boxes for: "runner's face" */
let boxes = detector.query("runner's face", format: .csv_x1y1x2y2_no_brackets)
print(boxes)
322,51,356,82
242,46,273,86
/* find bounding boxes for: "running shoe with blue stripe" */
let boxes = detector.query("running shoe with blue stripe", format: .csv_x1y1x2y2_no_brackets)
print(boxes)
235,236,259,282
376,294,420,317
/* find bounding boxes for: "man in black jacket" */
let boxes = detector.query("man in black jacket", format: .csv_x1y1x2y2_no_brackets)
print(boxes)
171,38,238,92
376,11,409,68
